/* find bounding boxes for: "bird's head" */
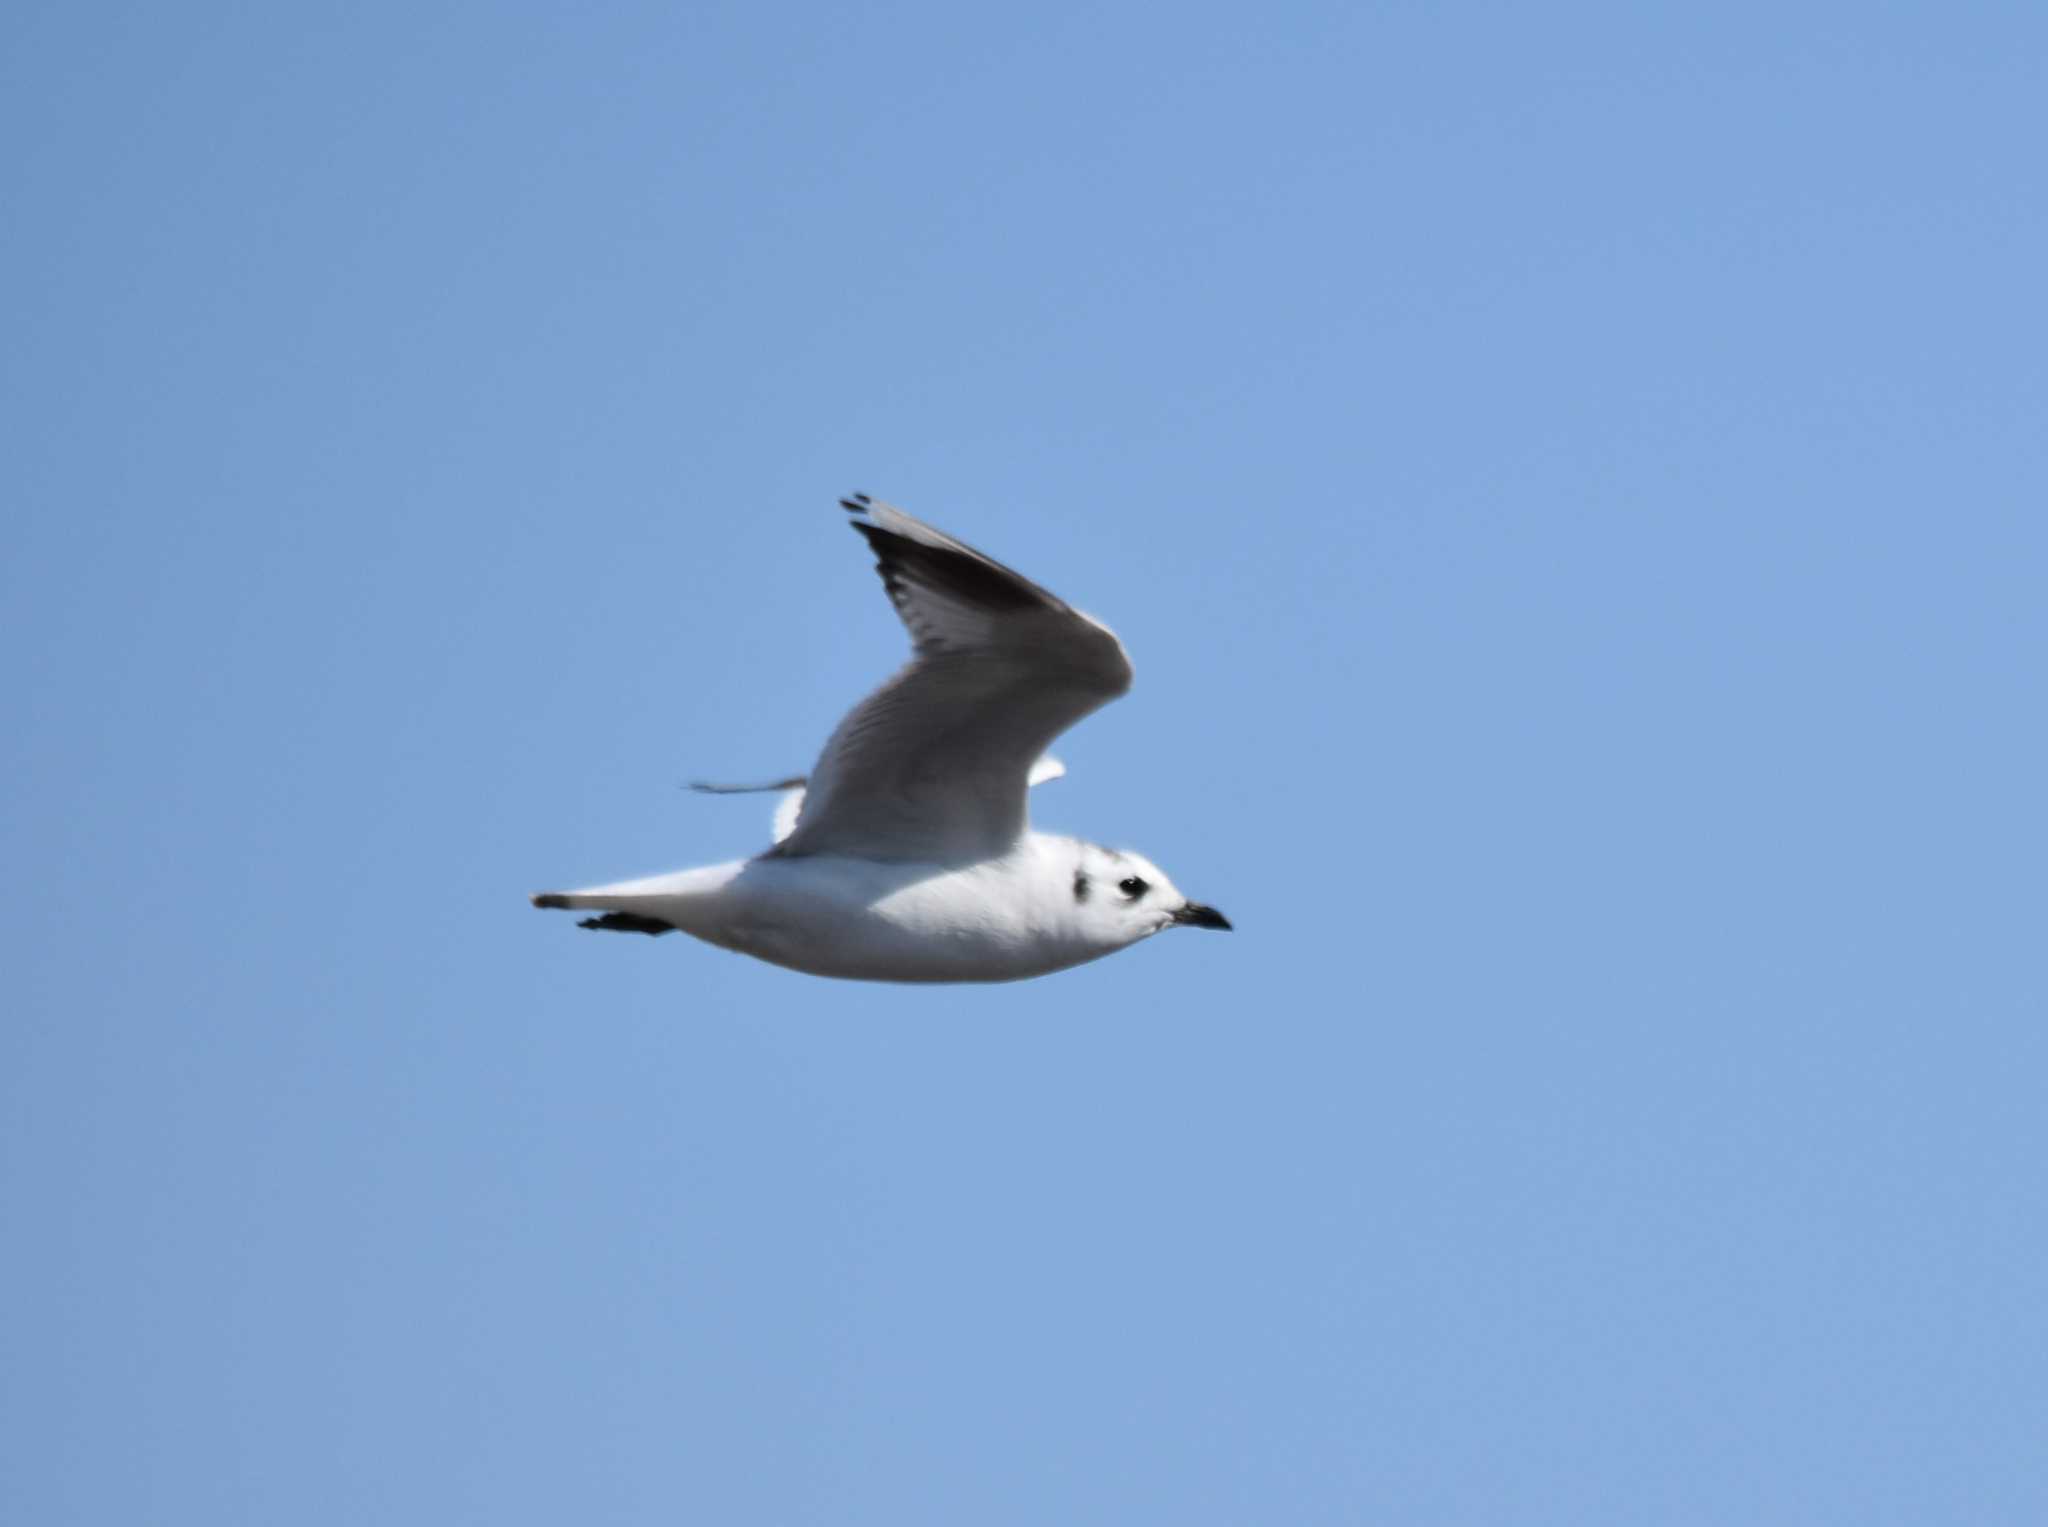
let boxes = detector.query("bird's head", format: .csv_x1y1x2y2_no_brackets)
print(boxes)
1067,843,1231,949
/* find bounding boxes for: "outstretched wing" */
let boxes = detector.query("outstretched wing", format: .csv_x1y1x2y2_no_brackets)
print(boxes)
691,755,1069,846
773,496,1131,862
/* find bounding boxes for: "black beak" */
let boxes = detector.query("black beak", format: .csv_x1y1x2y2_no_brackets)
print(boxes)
1171,902,1232,931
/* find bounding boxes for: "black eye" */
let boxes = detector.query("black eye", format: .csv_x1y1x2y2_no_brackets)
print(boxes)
1117,875,1150,899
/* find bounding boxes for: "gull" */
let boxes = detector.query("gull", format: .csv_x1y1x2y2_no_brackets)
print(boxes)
531,494,1231,983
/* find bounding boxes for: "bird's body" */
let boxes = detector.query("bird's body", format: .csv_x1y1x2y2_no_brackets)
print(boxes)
539,835,1185,983
533,494,1229,983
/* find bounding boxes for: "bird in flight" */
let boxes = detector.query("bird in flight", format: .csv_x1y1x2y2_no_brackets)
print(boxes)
532,494,1230,982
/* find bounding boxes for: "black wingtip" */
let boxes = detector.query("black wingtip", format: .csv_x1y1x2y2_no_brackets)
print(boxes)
577,912,676,936
532,893,570,909
840,492,872,514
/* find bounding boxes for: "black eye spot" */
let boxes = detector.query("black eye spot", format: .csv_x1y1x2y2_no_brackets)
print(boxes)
1117,876,1150,899
1072,869,1090,904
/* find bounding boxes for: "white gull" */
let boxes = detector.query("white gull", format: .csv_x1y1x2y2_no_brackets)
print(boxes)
532,494,1230,982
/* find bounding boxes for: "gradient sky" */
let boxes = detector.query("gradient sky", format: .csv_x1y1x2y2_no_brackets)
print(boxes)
6,2,2046,1522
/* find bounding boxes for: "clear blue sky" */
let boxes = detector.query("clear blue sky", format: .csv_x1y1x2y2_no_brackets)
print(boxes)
6,2,2045,1521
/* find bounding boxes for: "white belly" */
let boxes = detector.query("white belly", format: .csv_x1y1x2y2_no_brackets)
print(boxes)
678,853,1108,984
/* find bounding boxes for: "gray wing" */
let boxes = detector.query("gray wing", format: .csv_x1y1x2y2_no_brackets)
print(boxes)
773,495,1132,863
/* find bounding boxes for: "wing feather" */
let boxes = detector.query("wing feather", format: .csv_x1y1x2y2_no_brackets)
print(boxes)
773,497,1131,862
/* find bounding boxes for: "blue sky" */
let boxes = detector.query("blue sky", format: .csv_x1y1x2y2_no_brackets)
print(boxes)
5,1,2045,1521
